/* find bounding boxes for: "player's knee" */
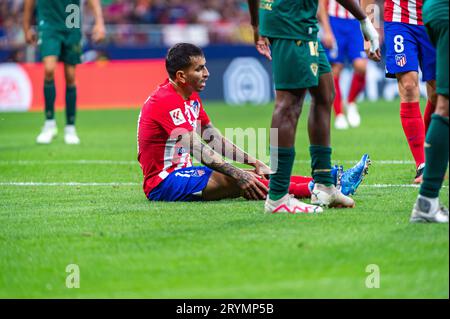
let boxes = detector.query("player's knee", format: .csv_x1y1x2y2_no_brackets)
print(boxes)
329,87,336,104
44,69,55,82
353,60,367,74
428,89,438,105
435,96,449,117
275,96,300,118
399,80,419,100
65,77,76,87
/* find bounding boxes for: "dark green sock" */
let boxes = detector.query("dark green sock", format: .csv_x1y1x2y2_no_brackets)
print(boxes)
44,80,56,120
420,114,449,198
310,145,333,186
66,86,77,125
269,146,295,201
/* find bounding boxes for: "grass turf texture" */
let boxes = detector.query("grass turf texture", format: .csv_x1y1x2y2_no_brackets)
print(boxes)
0,100,448,298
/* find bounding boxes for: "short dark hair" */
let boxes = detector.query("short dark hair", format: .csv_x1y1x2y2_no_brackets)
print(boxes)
166,43,204,80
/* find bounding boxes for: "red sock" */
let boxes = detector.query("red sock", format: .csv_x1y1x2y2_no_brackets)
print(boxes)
290,175,313,184
333,75,343,115
400,102,425,167
348,72,366,103
257,176,313,198
424,99,436,134
288,183,312,198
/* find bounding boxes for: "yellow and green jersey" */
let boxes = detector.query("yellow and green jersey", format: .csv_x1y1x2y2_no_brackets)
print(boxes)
37,0,81,32
259,0,319,41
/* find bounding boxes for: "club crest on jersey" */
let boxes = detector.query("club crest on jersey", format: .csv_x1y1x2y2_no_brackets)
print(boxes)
310,63,318,76
395,54,407,67
190,100,200,116
184,100,201,128
169,108,187,125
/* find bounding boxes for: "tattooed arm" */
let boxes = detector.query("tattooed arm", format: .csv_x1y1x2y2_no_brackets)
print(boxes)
179,130,268,200
201,123,272,177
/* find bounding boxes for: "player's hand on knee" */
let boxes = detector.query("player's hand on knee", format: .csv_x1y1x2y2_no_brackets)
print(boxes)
237,171,268,200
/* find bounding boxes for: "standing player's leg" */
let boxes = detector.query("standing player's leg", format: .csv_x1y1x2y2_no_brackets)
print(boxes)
61,31,82,145
384,22,427,182
63,64,80,144
324,16,348,130
308,70,354,208
331,63,349,129
345,18,368,128
36,55,58,144
346,57,367,127
411,7,449,223
424,80,437,133
396,71,426,182
260,38,324,213
418,25,438,135
266,89,324,213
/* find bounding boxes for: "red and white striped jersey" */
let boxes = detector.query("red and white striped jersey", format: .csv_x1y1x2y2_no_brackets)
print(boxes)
327,0,356,19
137,79,211,196
384,0,424,25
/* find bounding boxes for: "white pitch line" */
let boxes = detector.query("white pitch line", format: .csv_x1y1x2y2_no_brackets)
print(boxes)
0,182,140,186
0,160,136,165
294,160,415,165
0,182,446,189
0,159,416,165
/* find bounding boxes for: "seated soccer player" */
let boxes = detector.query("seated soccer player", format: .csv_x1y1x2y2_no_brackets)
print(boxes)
137,43,370,213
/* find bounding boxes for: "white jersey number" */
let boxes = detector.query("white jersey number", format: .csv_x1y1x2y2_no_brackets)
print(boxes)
394,35,405,53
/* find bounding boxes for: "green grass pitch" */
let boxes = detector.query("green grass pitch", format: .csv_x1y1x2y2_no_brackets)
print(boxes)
0,100,448,298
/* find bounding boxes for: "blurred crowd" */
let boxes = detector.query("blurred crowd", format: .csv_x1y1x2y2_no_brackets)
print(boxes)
0,0,252,52
0,0,386,62
100,0,250,25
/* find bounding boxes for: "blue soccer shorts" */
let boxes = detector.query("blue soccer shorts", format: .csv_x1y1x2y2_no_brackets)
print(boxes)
148,166,213,202
384,21,436,81
324,17,367,64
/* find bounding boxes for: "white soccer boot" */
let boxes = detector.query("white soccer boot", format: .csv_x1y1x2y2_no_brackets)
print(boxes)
36,120,57,144
335,113,349,130
410,196,449,223
346,102,361,128
265,194,323,214
310,183,355,208
64,125,80,145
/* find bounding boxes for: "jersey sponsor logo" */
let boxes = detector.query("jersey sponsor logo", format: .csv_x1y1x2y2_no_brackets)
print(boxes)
395,54,407,67
169,108,187,125
310,63,319,76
